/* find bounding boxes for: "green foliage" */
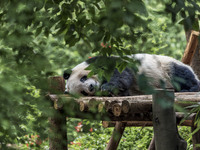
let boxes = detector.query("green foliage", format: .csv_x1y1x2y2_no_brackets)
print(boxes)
4,119,194,149
16,134,48,150
67,120,193,150
87,56,138,82
0,0,199,148
165,0,200,31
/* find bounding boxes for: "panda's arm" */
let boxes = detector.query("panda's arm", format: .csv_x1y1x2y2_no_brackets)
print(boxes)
101,68,134,96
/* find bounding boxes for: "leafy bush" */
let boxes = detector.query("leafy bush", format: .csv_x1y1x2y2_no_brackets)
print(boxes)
67,120,193,150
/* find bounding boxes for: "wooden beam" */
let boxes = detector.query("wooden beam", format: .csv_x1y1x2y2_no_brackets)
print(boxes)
182,31,199,65
102,121,153,127
51,92,200,105
148,136,155,150
105,122,126,150
102,112,195,127
192,31,200,36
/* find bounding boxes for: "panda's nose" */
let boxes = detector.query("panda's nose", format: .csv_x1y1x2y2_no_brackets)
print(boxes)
89,84,94,92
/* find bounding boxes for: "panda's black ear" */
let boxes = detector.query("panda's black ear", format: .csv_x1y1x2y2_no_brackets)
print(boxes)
63,69,72,80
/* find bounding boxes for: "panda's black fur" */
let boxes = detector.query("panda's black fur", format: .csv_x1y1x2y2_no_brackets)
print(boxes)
100,68,137,96
171,62,200,92
64,54,200,96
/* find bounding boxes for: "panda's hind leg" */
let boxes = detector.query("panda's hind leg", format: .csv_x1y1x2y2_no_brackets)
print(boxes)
172,63,200,92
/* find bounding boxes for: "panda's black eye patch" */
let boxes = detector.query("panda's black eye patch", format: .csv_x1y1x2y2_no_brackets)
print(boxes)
80,75,87,83
63,69,72,80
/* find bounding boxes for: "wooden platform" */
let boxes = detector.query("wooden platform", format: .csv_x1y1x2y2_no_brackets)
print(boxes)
48,92,200,126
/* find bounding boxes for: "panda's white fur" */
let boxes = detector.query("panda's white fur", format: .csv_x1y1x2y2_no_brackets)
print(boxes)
132,54,198,88
64,54,200,96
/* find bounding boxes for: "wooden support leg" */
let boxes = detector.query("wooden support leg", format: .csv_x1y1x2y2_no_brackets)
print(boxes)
106,121,126,150
48,76,67,149
152,89,187,150
191,115,200,150
148,135,155,150
49,109,67,150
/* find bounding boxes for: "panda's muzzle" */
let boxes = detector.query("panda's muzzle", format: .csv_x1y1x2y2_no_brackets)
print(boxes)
89,84,94,92
81,84,97,96
81,90,89,96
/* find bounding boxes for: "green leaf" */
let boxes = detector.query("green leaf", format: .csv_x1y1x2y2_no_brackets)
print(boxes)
35,26,43,37
44,27,49,37
126,0,148,17
52,0,62,5
103,32,110,43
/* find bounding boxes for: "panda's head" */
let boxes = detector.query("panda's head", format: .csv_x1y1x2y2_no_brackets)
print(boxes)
63,62,100,96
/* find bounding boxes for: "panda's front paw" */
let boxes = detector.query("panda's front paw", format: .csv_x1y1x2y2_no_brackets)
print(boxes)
101,83,119,96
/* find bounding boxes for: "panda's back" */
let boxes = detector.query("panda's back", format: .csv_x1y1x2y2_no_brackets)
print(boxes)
133,53,178,64
131,53,199,89
132,54,179,88
132,53,175,71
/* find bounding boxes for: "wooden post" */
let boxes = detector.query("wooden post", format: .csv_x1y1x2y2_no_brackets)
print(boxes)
105,122,126,150
184,29,200,150
49,110,68,150
152,89,187,150
148,136,155,150
191,115,200,150
184,30,200,78
182,31,199,65
190,43,200,79
48,76,68,150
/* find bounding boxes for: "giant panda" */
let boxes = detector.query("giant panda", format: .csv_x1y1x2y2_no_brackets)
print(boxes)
63,54,200,96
